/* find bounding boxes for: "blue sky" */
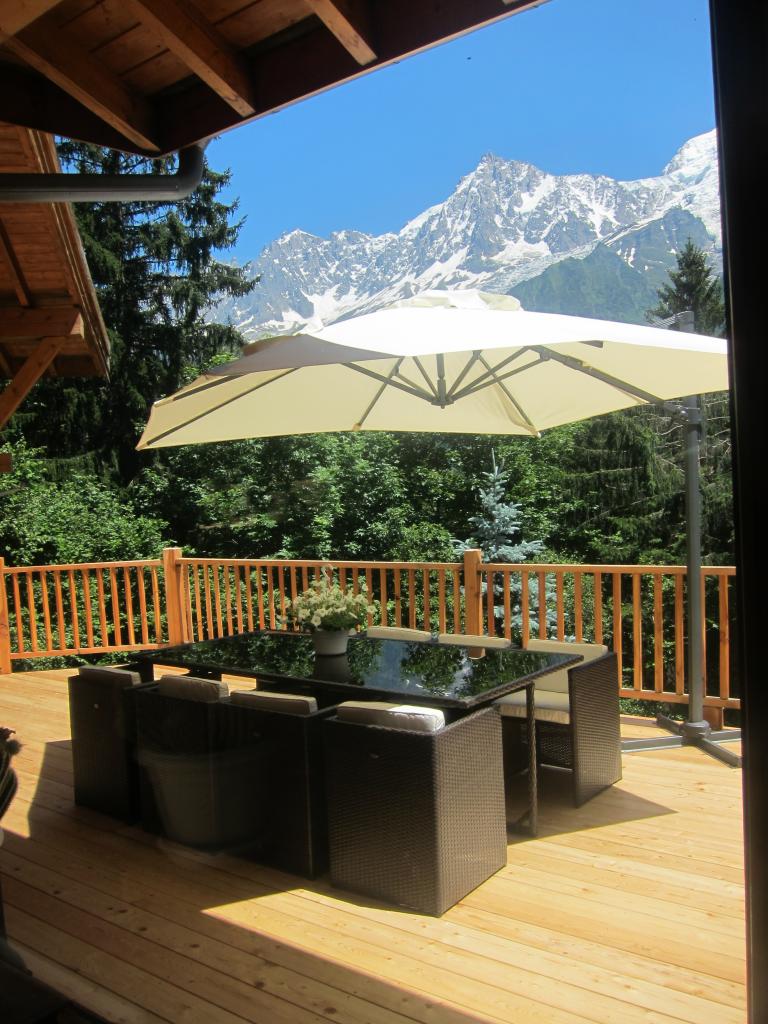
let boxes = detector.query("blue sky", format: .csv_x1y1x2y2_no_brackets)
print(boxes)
208,0,716,264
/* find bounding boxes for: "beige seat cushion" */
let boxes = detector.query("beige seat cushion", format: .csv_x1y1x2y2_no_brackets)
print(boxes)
157,674,228,702
525,640,608,693
496,689,571,725
337,701,445,733
436,633,511,650
229,690,318,715
78,665,142,687
365,626,431,641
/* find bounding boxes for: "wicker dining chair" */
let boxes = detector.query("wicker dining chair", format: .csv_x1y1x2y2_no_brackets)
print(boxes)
497,646,622,807
134,679,332,876
68,665,149,820
323,703,507,915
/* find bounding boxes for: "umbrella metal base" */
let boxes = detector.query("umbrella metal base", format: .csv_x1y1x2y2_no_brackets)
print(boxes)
620,715,742,768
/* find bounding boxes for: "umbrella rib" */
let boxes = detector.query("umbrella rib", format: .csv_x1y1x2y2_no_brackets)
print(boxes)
346,362,436,403
476,354,539,435
452,352,544,401
449,348,536,400
411,357,439,399
446,351,482,400
355,359,405,428
532,346,665,404
142,368,299,446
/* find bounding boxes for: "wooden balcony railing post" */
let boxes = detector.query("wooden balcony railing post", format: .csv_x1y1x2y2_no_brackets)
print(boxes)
0,557,12,674
162,547,187,646
463,548,483,635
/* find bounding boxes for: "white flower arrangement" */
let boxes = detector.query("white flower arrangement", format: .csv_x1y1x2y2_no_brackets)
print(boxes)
287,571,376,633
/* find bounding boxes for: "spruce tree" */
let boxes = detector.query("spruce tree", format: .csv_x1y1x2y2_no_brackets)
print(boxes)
455,453,550,636
16,144,254,483
650,239,725,336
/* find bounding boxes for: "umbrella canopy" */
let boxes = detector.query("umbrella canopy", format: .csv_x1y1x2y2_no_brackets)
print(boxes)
137,290,728,449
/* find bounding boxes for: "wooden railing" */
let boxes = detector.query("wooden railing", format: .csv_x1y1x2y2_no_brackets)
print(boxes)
0,549,739,724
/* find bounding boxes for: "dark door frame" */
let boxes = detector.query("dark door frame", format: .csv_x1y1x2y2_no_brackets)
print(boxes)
708,3,767,1020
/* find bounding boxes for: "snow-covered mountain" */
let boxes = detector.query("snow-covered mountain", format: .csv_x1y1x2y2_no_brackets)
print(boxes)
215,130,721,338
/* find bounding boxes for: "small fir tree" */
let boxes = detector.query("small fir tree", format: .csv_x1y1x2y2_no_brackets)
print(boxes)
455,454,551,636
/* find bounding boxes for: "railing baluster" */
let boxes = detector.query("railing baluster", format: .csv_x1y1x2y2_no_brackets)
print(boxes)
555,571,565,640
593,571,603,644
675,574,684,695
150,566,162,644
137,567,149,645
521,569,529,644
632,573,642,691
234,564,244,634
68,569,80,650
437,569,446,633
223,564,234,636
537,571,546,639
11,573,24,654
53,570,66,652
486,567,494,635
379,567,388,627
95,569,109,647
25,571,38,653
123,567,136,646
245,563,254,632
574,571,583,641
394,568,402,626
612,572,622,688
653,573,664,694
39,570,53,653
82,568,95,649
109,567,122,647
719,574,730,701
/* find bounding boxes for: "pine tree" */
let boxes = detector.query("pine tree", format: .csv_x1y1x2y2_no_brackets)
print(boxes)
15,144,254,483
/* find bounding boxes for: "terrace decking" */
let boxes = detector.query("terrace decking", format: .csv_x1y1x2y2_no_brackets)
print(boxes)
0,669,746,1024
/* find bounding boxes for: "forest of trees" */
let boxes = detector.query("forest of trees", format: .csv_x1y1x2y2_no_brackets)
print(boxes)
0,148,734,573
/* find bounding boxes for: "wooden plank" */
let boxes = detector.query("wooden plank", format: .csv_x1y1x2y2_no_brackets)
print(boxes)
2,22,160,152
0,1,64,36
126,0,257,115
0,334,67,428
0,215,32,305
304,0,376,65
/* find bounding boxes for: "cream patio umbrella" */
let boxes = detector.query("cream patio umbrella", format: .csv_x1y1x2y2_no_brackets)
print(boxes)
138,289,733,763
137,290,728,448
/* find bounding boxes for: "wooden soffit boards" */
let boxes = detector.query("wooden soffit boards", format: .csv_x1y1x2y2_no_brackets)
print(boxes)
0,0,545,156
0,122,110,411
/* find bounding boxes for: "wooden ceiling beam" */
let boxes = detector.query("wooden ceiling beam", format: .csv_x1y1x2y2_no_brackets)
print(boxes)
0,306,83,340
1,22,160,153
0,333,66,428
303,0,376,65
0,219,32,308
0,1,64,37
126,0,258,117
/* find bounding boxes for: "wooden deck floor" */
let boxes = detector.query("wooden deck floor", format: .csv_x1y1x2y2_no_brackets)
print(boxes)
0,670,746,1024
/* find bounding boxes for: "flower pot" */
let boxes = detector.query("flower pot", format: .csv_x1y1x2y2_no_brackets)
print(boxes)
311,630,349,657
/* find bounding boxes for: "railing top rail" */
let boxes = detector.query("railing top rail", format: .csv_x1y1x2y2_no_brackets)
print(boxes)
1,558,164,574
179,557,465,570
480,562,737,575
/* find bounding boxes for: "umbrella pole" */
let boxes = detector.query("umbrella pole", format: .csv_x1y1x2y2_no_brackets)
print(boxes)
629,397,742,765
625,319,741,766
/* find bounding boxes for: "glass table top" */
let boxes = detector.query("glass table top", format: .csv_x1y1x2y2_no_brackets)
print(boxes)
142,631,579,708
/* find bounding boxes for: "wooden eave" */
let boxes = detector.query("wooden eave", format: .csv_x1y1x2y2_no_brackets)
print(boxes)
0,0,546,157
0,122,110,426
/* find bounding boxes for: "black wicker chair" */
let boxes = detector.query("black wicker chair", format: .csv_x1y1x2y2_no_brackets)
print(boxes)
67,665,150,820
323,704,507,916
499,651,622,807
134,680,332,877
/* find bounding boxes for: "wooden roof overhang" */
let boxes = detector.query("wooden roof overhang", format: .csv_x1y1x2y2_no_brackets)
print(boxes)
0,121,110,430
0,1,546,157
